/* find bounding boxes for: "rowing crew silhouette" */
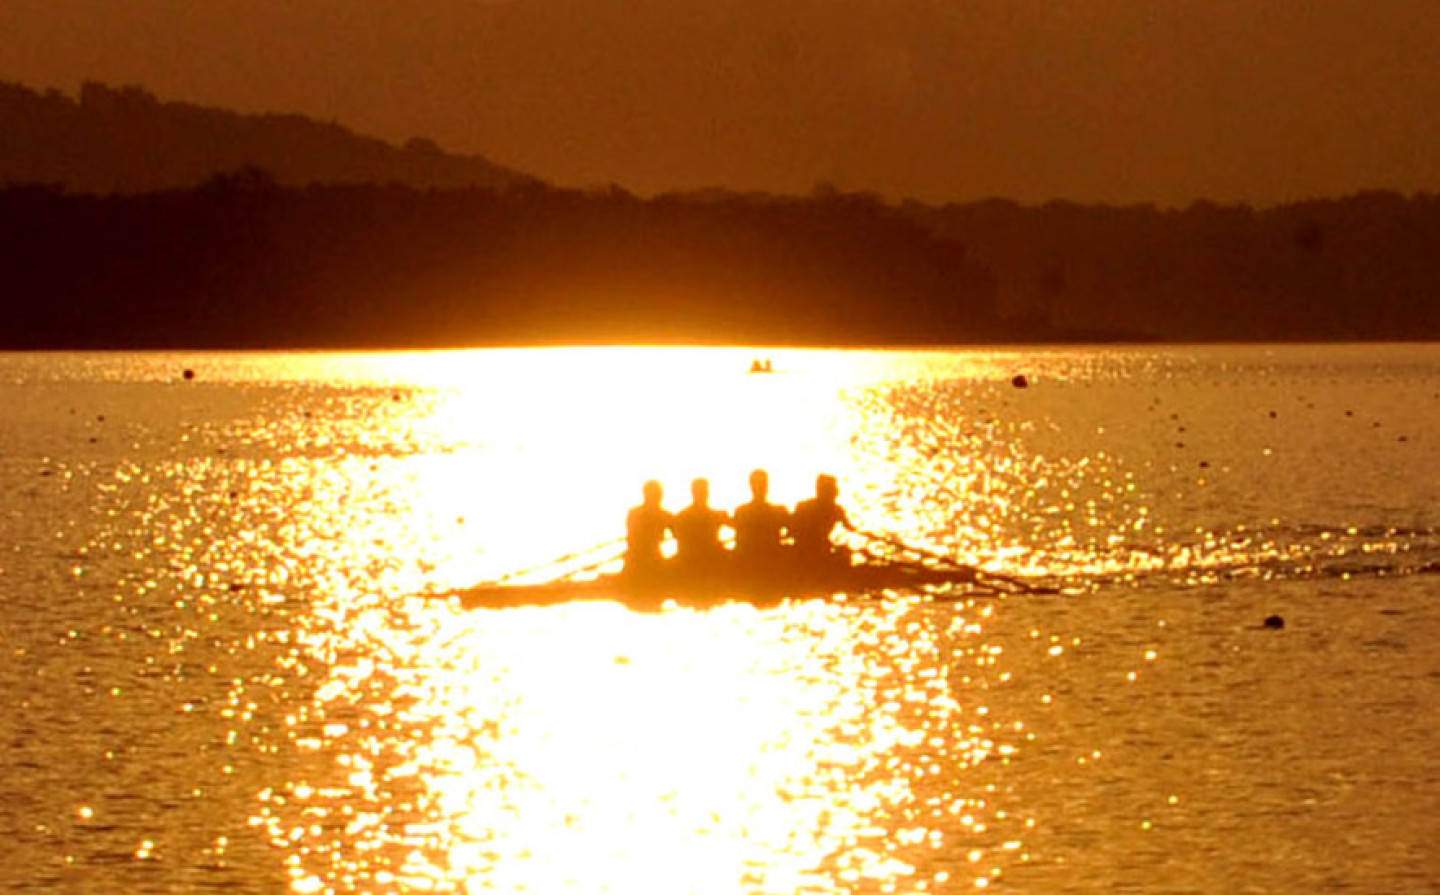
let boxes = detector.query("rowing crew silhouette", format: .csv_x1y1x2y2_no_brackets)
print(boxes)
625,470,852,588
440,469,1051,608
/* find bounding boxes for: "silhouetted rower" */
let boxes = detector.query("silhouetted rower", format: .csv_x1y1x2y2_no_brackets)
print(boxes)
673,477,731,576
625,480,674,578
790,474,852,566
733,469,789,576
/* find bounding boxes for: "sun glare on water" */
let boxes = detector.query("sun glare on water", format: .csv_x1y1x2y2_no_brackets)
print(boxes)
350,347,888,588
238,348,1029,894
259,591,1012,894
22,346,1433,894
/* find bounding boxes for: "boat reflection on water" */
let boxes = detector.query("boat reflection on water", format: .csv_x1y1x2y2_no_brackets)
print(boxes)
444,547,1046,612
259,594,1027,894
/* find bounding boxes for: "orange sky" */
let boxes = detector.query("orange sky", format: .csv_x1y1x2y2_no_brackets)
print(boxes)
2,0,1437,205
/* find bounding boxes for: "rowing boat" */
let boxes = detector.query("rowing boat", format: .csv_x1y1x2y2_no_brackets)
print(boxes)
447,560,992,611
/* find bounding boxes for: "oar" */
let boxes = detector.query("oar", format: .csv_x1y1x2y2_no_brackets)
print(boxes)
851,527,1052,594
422,537,628,602
550,545,629,581
851,527,975,571
848,544,1007,600
491,536,627,584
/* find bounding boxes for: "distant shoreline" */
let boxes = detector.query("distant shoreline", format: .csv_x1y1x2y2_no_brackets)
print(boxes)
3,182,1436,350
5,338,1439,354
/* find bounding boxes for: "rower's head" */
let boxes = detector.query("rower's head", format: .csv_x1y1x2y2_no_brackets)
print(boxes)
815,473,839,503
749,468,769,501
641,479,664,506
690,477,711,507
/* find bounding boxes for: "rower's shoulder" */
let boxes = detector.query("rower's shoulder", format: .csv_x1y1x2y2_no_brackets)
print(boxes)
736,500,783,516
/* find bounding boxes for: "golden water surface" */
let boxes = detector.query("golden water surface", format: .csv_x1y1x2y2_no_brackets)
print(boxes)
235,349,1043,893
3,346,1436,894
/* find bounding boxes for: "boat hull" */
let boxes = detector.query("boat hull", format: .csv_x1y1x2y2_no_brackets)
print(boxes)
450,562,982,611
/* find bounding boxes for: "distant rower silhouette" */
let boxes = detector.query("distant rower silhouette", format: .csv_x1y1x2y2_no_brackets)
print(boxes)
625,479,673,578
624,472,855,590
673,477,731,576
789,473,853,567
733,469,789,577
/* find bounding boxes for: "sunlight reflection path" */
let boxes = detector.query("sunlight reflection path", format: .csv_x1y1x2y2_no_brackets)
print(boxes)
28,346,1434,893
223,345,1437,894
258,596,1017,894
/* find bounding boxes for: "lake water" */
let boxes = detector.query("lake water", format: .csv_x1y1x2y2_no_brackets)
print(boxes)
1,345,1436,894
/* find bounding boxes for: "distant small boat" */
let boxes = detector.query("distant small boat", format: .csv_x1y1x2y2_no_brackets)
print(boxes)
749,358,775,374
442,559,1029,611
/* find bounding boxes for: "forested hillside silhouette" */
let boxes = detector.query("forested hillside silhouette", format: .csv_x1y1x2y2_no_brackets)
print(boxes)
906,194,1440,342
3,175,1435,349
0,175,1008,348
0,81,533,193
2,75,1436,347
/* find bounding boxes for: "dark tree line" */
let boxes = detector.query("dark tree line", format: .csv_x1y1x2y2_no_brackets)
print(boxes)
4,79,1435,348
907,192,1440,341
0,175,1010,349
2,174,1436,349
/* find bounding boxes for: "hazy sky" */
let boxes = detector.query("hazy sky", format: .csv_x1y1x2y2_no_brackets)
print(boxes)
3,0,1437,205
